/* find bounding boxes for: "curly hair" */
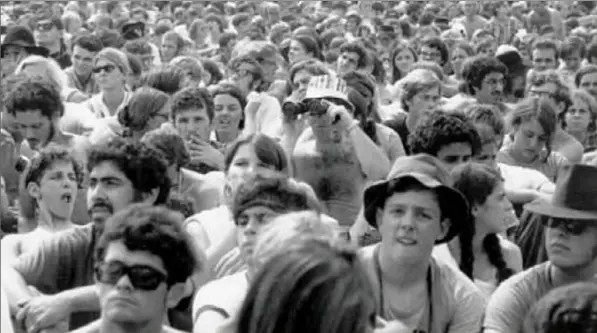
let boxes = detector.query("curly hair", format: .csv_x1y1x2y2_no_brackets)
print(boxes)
339,41,368,69
170,87,214,122
138,66,186,95
95,205,199,286
464,103,506,145
409,111,482,157
24,144,84,188
462,56,508,96
141,125,190,170
523,282,597,333
419,36,449,66
452,162,515,283
4,75,64,119
87,137,170,205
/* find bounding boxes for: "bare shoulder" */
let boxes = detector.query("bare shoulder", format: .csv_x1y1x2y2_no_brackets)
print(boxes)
499,237,523,272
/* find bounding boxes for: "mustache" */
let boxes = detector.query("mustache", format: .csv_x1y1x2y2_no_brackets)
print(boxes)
88,200,114,214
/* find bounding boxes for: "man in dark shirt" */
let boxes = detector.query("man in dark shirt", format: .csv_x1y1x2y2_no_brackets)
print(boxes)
32,15,72,69
1,138,171,332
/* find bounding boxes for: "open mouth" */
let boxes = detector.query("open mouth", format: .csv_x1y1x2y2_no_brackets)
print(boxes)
60,193,73,204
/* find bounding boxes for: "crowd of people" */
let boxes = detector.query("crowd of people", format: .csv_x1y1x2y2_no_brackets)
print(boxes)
1,1,597,333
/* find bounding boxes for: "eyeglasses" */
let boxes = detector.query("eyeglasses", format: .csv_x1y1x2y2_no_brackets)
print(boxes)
95,261,168,291
542,218,590,236
92,64,117,74
232,68,255,79
35,22,55,32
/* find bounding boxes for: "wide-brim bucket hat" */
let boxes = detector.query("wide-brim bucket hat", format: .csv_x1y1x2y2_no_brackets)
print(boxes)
363,154,469,244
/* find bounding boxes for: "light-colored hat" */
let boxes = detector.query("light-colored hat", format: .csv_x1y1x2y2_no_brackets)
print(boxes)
304,74,354,111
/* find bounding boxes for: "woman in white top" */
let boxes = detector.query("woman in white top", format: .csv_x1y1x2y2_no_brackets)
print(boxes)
183,134,292,282
433,162,523,299
85,47,131,119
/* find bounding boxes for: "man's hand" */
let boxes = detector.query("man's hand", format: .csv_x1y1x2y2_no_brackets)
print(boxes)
329,104,356,130
188,137,225,171
17,292,71,333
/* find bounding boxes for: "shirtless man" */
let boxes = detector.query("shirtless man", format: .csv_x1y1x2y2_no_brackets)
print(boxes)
1,146,82,264
292,75,390,228
4,76,91,228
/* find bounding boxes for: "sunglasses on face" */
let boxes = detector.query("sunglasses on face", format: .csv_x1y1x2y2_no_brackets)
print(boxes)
95,261,168,291
35,22,55,32
93,64,117,74
542,218,591,236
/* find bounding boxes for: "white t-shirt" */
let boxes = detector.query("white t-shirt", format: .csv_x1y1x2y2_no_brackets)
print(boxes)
192,271,250,332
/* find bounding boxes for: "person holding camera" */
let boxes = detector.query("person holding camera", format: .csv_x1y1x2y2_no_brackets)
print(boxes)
289,74,390,232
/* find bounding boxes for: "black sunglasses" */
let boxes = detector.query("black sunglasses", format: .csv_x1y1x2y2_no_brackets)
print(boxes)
95,261,168,291
93,64,116,74
542,218,590,236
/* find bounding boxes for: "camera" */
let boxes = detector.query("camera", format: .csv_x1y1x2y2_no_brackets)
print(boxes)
282,99,330,118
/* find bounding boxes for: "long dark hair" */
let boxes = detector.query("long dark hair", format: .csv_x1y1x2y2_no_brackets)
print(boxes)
452,162,515,283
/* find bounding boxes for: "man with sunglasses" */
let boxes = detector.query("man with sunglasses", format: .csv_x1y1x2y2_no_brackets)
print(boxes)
483,163,597,333
2,138,171,332
72,205,196,333
33,15,71,69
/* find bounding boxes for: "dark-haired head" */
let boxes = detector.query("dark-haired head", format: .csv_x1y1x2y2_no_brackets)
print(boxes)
138,66,186,95
87,137,171,208
237,238,375,333
523,282,597,333
409,111,482,171
118,87,170,138
95,204,199,288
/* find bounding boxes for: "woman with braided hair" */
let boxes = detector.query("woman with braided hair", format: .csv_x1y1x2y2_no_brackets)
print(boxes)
433,162,523,299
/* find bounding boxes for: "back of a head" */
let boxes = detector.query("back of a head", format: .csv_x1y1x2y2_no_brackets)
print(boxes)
232,174,322,223
237,238,375,333
252,210,339,270
523,282,597,333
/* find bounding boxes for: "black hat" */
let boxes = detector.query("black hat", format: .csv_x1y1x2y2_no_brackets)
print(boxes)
524,164,597,220
1,25,49,58
121,21,145,41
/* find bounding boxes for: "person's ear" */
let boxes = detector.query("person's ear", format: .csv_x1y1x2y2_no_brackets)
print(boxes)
141,188,160,205
166,281,189,309
471,204,481,219
437,218,450,241
375,208,384,228
27,182,41,200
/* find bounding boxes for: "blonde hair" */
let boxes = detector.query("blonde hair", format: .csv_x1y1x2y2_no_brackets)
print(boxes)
15,55,68,92
398,68,441,112
252,211,339,270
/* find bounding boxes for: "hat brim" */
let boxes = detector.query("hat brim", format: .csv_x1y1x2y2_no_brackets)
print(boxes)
0,42,49,57
363,173,468,244
524,200,597,220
